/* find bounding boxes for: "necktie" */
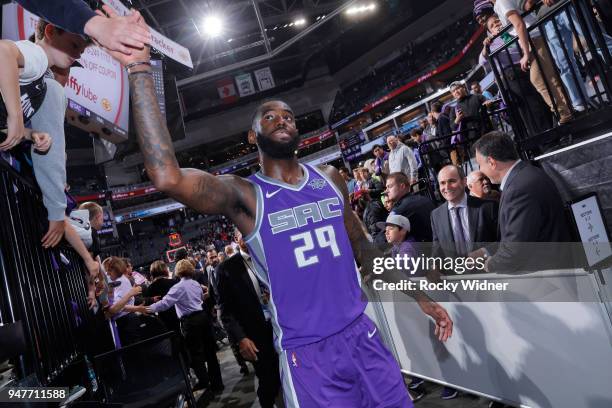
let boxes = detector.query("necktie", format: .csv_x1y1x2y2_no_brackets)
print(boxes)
452,207,468,256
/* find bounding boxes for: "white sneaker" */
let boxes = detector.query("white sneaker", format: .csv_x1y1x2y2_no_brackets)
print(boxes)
574,105,586,112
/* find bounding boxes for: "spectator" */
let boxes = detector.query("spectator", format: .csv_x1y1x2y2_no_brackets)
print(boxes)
386,135,418,185
361,159,376,176
408,128,426,178
105,256,143,346
217,230,281,408
372,144,389,177
382,194,394,212
143,260,179,332
431,101,452,137
206,250,220,292
480,11,552,135
354,190,388,246
78,201,104,257
474,131,572,272
224,244,236,258
431,165,498,262
194,252,204,271
144,259,224,394
359,167,385,199
467,170,500,201
378,214,419,270
124,258,149,287
470,81,495,101
338,166,358,194
217,252,226,264
491,0,573,124
205,249,223,333
530,0,611,112
385,172,435,242
425,101,452,171
15,1,150,55
64,201,104,308
449,81,491,165
174,247,188,263
353,166,366,191
474,0,494,25
0,21,92,249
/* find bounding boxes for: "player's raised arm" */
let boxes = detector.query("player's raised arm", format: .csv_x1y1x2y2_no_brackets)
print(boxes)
106,25,249,220
128,64,246,215
321,165,453,342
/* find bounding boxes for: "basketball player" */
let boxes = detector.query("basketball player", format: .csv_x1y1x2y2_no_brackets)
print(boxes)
107,25,452,407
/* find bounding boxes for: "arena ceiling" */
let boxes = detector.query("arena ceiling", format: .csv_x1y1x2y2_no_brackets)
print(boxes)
131,0,449,120
137,0,445,84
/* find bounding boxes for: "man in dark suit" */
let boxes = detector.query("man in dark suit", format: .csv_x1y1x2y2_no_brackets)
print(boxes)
217,230,280,408
425,101,452,171
431,101,452,139
431,165,498,266
385,172,435,242
474,132,572,273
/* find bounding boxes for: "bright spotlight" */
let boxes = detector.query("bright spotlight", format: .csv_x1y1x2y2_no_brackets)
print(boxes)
294,18,306,26
346,2,377,15
202,15,223,37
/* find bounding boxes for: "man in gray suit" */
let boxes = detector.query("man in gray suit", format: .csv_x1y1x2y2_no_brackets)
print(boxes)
473,132,572,273
431,165,498,267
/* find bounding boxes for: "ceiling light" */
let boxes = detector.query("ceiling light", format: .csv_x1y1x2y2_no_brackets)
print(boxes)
346,3,377,15
202,15,223,37
294,18,306,26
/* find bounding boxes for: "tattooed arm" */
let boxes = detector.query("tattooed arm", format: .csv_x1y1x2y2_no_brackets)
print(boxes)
109,41,255,231
320,165,453,342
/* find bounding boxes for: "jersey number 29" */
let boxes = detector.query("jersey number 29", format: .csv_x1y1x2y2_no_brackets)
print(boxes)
290,225,341,267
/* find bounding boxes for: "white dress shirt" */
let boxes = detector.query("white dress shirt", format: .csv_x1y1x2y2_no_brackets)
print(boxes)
240,251,271,321
388,142,418,180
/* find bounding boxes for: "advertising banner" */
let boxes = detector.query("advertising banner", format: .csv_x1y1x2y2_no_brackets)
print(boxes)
2,3,130,136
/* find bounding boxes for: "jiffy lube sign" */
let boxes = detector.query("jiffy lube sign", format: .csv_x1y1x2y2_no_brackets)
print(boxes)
2,3,130,133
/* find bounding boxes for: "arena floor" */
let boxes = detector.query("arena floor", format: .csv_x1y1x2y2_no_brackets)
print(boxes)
196,345,493,408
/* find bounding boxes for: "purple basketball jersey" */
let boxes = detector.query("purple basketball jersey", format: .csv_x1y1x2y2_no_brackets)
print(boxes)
245,164,365,351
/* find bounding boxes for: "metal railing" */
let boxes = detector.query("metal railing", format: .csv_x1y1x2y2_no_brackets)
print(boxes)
418,127,483,204
486,0,612,152
0,158,91,385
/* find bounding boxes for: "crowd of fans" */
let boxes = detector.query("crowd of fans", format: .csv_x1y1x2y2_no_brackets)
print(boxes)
329,15,478,124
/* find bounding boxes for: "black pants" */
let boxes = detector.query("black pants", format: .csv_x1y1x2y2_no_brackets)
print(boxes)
503,65,552,135
251,322,281,408
115,313,144,347
181,311,223,390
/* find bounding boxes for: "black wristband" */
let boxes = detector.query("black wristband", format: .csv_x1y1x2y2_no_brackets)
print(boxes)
128,70,153,77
